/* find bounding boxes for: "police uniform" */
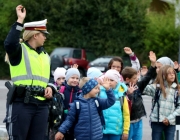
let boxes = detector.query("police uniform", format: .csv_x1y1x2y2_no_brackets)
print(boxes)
4,19,56,140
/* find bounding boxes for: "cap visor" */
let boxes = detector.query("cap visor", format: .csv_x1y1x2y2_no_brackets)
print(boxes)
40,30,49,34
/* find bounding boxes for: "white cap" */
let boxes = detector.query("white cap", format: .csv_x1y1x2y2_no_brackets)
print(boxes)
53,67,66,82
24,19,49,34
105,69,121,83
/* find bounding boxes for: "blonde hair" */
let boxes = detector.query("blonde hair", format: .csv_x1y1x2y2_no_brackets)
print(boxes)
5,30,41,63
154,65,180,98
5,53,9,63
23,30,41,41
79,77,90,89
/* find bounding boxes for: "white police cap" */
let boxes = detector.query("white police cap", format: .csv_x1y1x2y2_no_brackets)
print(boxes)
23,19,49,34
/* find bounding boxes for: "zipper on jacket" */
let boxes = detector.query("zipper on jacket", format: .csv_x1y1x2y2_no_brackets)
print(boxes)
69,88,74,103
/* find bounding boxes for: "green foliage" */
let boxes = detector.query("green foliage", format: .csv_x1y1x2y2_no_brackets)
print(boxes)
19,0,150,55
143,7,180,63
0,1,20,79
0,0,151,78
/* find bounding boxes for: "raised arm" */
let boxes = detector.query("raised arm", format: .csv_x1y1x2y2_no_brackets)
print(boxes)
124,47,140,71
137,51,157,92
4,5,26,65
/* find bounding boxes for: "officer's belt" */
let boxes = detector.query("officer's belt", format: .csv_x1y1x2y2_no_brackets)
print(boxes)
15,86,45,97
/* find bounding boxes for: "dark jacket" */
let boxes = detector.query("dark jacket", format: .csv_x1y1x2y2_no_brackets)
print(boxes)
62,81,80,110
59,89,115,140
127,66,156,121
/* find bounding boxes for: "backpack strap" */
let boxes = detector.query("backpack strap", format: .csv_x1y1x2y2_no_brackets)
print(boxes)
119,96,124,110
76,101,80,109
174,90,179,108
94,99,105,129
75,99,105,128
95,99,99,107
151,84,161,123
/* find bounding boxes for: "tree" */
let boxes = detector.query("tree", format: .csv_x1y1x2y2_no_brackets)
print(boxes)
143,7,179,63
0,1,20,79
0,0,151,78
19,0,150,55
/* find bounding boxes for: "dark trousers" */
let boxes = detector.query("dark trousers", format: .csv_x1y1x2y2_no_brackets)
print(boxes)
151,122,175,140
5,101,49,140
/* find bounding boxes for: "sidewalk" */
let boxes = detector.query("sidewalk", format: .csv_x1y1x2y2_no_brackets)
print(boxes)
0,125,8,140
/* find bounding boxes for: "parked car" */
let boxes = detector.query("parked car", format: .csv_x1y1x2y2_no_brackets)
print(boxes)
50,47,96,78
88,56,131,72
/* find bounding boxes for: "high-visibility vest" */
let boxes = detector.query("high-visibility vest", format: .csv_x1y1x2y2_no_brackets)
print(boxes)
9,43,50,100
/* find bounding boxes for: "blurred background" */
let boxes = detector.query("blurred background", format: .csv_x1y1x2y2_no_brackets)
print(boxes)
0,0,179,79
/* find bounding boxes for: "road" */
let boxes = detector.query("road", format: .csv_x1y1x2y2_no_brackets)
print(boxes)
0,80,153,139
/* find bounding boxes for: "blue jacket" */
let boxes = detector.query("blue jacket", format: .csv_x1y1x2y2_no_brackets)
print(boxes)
99,82,128,135
58,89,115,140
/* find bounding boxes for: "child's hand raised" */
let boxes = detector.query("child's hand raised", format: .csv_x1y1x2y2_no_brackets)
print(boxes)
149,51,156,67
124,47,133,55
174,61,180,71
101,77,110,90
71,64,78,69
174,61,178,69
55,132,64,140
127,82,138,94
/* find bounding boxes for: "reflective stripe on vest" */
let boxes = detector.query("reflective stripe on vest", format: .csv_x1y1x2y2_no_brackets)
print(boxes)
11,43,49,85
9,43,50,100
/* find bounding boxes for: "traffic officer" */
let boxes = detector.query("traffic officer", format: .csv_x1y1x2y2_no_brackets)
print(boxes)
3,5,56,140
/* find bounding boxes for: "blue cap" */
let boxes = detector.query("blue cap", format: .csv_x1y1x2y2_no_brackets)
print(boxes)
87,67,103,79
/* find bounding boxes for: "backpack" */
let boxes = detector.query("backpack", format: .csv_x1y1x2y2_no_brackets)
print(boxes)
151,84,179,122
48,86,65,132
74,99,106,129
74,95,125,129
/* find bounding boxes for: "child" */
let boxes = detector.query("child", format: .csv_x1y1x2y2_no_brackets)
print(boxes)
121,51,157,140
48,67,66,140
107,47,140,82
87,67,105,84
87,67,103,79
143,65,180,140
53,67,66,88
59,67,80,140
99,69,130,140
55,77,116,140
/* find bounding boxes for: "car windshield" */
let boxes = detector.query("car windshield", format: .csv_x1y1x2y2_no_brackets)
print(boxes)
50,48,71,57
91,57,112,64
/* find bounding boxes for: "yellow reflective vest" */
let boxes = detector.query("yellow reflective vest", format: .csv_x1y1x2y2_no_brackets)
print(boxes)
9,43,50,100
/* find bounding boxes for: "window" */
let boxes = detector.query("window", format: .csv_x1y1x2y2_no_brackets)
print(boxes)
86,51,96,62
50,48,71,58
73,50,81,59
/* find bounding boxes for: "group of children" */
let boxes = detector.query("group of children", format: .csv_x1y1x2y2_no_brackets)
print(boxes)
49,47,180,140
